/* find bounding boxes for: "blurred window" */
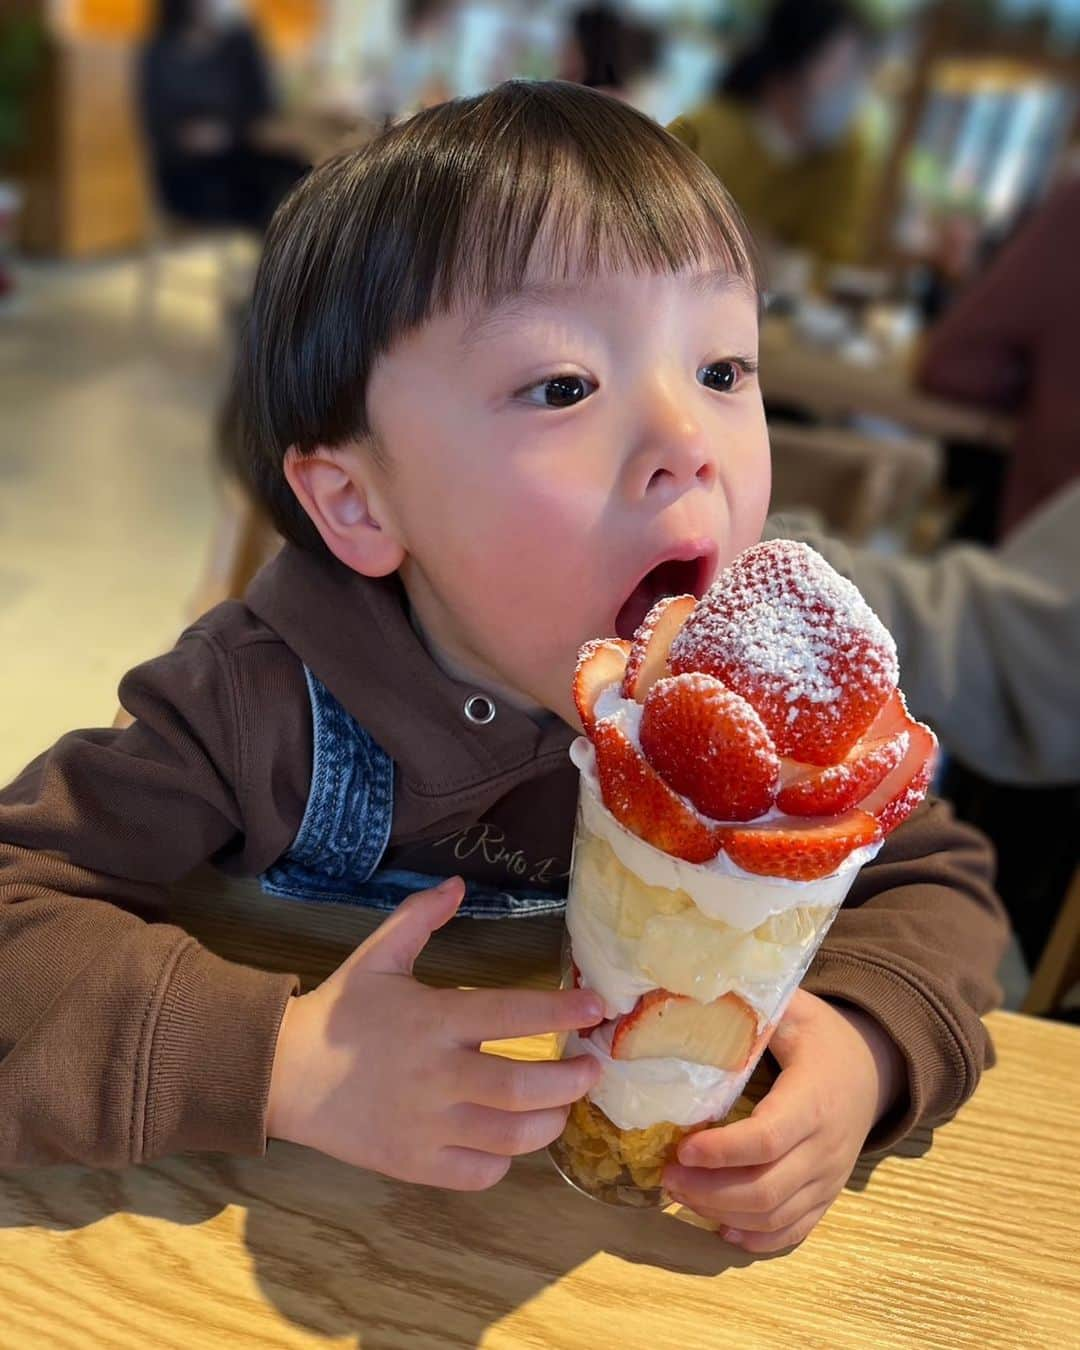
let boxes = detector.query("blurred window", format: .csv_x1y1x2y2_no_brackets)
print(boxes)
900,58,1077,247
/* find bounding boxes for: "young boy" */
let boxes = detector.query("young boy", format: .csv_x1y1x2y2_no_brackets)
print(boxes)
0,81,1006,1254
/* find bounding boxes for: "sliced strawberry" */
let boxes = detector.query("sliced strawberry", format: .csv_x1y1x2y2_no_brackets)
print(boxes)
777,728,908,816
592,717,724,864
639,673,780,823
718,810,882,881
855,691,938,834
573,638,631,735
611,989,758,1071
670,540,898,765
874,758,935,835
620,594,696,703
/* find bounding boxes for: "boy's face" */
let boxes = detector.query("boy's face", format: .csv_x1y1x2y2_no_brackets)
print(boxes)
345,264,769,727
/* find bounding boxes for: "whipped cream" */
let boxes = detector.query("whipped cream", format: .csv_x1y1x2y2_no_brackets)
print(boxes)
566,1025,756,1131
567,884,813,1020
566,887,661,1018
572,729,877,930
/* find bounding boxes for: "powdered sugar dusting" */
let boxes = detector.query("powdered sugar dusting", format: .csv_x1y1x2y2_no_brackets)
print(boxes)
623,593,698,702
633,592,695,644
655,671,772,733
641,673,780,823
672,541,896,705
575,637,625,678
669,540,898,762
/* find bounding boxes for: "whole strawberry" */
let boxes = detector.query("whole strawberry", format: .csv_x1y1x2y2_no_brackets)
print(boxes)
670,540,898,766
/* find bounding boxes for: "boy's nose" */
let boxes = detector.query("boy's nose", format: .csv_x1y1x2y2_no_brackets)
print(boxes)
624,390,717,503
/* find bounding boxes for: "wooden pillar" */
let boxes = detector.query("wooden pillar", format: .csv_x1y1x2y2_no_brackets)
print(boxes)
18,29,151,256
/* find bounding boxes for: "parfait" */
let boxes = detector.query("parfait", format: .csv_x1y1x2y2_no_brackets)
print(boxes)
549,540,937,1207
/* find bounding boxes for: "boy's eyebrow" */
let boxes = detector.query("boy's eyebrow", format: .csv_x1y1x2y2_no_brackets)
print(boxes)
686,267,756,300
461,280,583,352
461,268,751,352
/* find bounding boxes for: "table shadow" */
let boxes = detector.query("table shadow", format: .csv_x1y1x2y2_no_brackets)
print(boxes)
0,1156,227,1234
849,1128,933,1192
0,1128,932,1348
223,1146,783,1345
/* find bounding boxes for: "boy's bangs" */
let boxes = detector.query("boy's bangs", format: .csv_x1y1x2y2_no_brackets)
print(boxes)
414,93,760,318
435,157,757,318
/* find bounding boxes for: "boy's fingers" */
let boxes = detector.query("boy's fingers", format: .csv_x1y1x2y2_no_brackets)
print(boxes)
450,1103,570,1156
712,1179,825,1234
354,877,466,976
727,1200,831,1254
674,1071,813,1169
450,987,604,1043
437,1147,512,1193
668,1165,822,1231
462,1051,601,1112
664,1141,814,1216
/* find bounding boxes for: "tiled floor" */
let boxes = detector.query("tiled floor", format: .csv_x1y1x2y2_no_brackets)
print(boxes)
0,248,238,784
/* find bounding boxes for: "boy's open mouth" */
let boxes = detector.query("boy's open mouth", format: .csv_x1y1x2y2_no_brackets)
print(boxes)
614,548,716,641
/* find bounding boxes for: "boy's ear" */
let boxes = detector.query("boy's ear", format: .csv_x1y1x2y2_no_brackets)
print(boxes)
284,445,405,577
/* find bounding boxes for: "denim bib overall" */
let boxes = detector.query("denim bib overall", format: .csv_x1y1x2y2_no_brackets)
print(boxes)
260,669,569,919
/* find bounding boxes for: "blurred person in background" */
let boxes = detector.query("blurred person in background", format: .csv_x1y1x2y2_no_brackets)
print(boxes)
770,484,1080,791
771,481,1080,971
915,174,1080,542
910,177,1080,956
138,0,309,232
560,2,661,104
667,0,878,267
384,0,457,119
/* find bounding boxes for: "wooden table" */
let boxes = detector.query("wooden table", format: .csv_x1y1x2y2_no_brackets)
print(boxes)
760,319,1016,450
1,873,1077,1349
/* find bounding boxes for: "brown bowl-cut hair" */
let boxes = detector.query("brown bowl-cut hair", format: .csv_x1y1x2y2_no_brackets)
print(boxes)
232,79,760,552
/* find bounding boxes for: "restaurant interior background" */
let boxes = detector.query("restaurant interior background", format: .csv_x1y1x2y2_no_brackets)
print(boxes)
1,0,1078,1019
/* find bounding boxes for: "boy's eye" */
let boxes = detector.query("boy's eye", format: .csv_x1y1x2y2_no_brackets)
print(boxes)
520,374,596,408
698,360,742,393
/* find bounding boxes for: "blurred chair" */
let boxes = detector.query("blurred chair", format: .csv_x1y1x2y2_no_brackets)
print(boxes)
136,205,256,330
113,481,279,732
1023,867,1080,1018
768,421,940,541
189,477,282,617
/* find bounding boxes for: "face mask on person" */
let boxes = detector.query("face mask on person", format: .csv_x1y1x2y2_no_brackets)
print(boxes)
204,0,244,25
804,79,863,149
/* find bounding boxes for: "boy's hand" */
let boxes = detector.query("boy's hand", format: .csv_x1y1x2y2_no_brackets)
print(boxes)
662,989,906,1253
266,877,604,1191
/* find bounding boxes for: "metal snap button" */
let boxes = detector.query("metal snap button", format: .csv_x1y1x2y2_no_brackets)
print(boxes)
464,694,496,725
